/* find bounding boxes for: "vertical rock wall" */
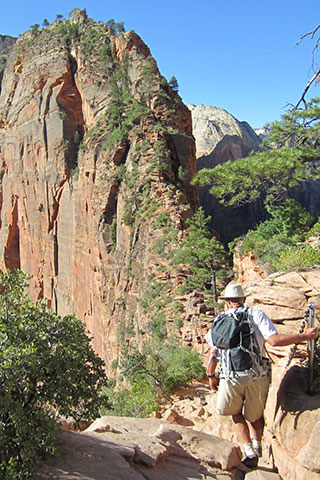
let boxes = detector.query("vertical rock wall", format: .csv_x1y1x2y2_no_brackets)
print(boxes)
0,14,198,369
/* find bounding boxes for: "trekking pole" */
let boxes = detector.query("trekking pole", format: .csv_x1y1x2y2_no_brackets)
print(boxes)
307,302,315,395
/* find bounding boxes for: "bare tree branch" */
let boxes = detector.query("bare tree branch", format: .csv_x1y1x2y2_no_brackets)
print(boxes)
295,67,320,109
294,24,320,109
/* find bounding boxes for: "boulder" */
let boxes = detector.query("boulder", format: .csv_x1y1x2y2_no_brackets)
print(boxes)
37,416,242,479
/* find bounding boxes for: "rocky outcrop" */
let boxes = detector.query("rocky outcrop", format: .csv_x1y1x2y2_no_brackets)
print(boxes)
37,416,242,479
0,35,16,54
0,35,16,94
0,11,198,370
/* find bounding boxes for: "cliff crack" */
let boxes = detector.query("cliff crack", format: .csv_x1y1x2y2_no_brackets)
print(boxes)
4,195,20,270
47,180,67,234
56,55,85,174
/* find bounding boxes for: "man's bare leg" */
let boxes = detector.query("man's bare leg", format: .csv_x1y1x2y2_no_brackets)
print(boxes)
232,413,251,443
232,413,258,466
250,416,264,441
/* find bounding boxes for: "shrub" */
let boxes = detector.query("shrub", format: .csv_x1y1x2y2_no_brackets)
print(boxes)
120,341,205,400
236,199,315,271
275,245,320,272
0,270,108,479
101,377,159,418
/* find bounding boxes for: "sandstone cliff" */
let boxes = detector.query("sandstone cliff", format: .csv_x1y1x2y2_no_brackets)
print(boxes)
0,10,198,370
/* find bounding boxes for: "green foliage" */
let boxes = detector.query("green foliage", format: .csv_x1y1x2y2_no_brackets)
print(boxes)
105,19,126,34
173,207,230,292
102,377,159,417
0,270,108,479
193,97,320,206
30,24,40,37
81,27,103,55
103,62,148,149
151,140,170,172
236,199,314,271
168,76,179,93
151,210,171,228
275,245,320,272
121,340,205,397
70,166,79,180
308,217,320,236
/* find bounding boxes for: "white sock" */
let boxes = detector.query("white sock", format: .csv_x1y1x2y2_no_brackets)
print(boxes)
252,438,261,450
242,442,255,458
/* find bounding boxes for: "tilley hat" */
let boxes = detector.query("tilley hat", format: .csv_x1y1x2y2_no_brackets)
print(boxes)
219,283,250,300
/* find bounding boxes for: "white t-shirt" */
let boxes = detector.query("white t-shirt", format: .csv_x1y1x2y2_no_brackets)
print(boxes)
205,305,278,358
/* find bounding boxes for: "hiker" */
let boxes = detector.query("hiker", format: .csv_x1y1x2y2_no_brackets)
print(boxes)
205,283,318,469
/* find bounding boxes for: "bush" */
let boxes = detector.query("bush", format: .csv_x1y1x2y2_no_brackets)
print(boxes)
0,270,108,479
101,377,159,418
237,199,315,271
120,341,205,401
275,245,320,272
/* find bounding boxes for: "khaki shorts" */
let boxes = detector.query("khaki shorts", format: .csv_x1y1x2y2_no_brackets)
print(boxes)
216,373,270,423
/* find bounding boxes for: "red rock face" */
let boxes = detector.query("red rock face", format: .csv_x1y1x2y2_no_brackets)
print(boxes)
0,20,198,369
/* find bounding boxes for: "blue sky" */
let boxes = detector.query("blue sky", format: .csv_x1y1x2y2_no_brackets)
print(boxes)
1,1,320,128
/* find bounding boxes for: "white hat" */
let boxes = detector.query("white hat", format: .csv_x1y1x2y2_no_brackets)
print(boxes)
219,283,249,300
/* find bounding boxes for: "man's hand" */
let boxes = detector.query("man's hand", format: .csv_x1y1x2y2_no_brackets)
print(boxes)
304,327,318,341
208,375,219,391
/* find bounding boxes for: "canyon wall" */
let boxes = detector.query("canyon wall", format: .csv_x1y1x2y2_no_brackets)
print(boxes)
0,10,198,370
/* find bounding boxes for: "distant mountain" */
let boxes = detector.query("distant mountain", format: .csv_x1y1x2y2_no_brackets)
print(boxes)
189,104,261,163
189,104,266,244
254,128,267,141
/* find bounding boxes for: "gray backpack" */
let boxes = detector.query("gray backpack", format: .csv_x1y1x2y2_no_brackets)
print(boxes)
210,307,263,378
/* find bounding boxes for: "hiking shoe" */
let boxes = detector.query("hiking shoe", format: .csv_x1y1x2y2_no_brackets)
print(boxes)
240,455,258,470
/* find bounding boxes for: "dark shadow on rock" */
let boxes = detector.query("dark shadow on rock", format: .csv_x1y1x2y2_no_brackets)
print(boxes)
274,365,320,430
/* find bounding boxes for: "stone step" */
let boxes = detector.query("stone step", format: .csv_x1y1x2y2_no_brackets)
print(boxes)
245,466,281,480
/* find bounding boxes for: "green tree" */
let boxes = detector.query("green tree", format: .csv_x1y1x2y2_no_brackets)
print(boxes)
0,270,108,479
30,24,40,37
168,75,179,93
173,207,230,296
120,341,205,400
106,19,125,34
234,199,314,271
42,19,49,27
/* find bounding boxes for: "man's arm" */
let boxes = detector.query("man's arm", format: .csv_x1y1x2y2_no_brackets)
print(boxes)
207,350,219,391
266,327,318,347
